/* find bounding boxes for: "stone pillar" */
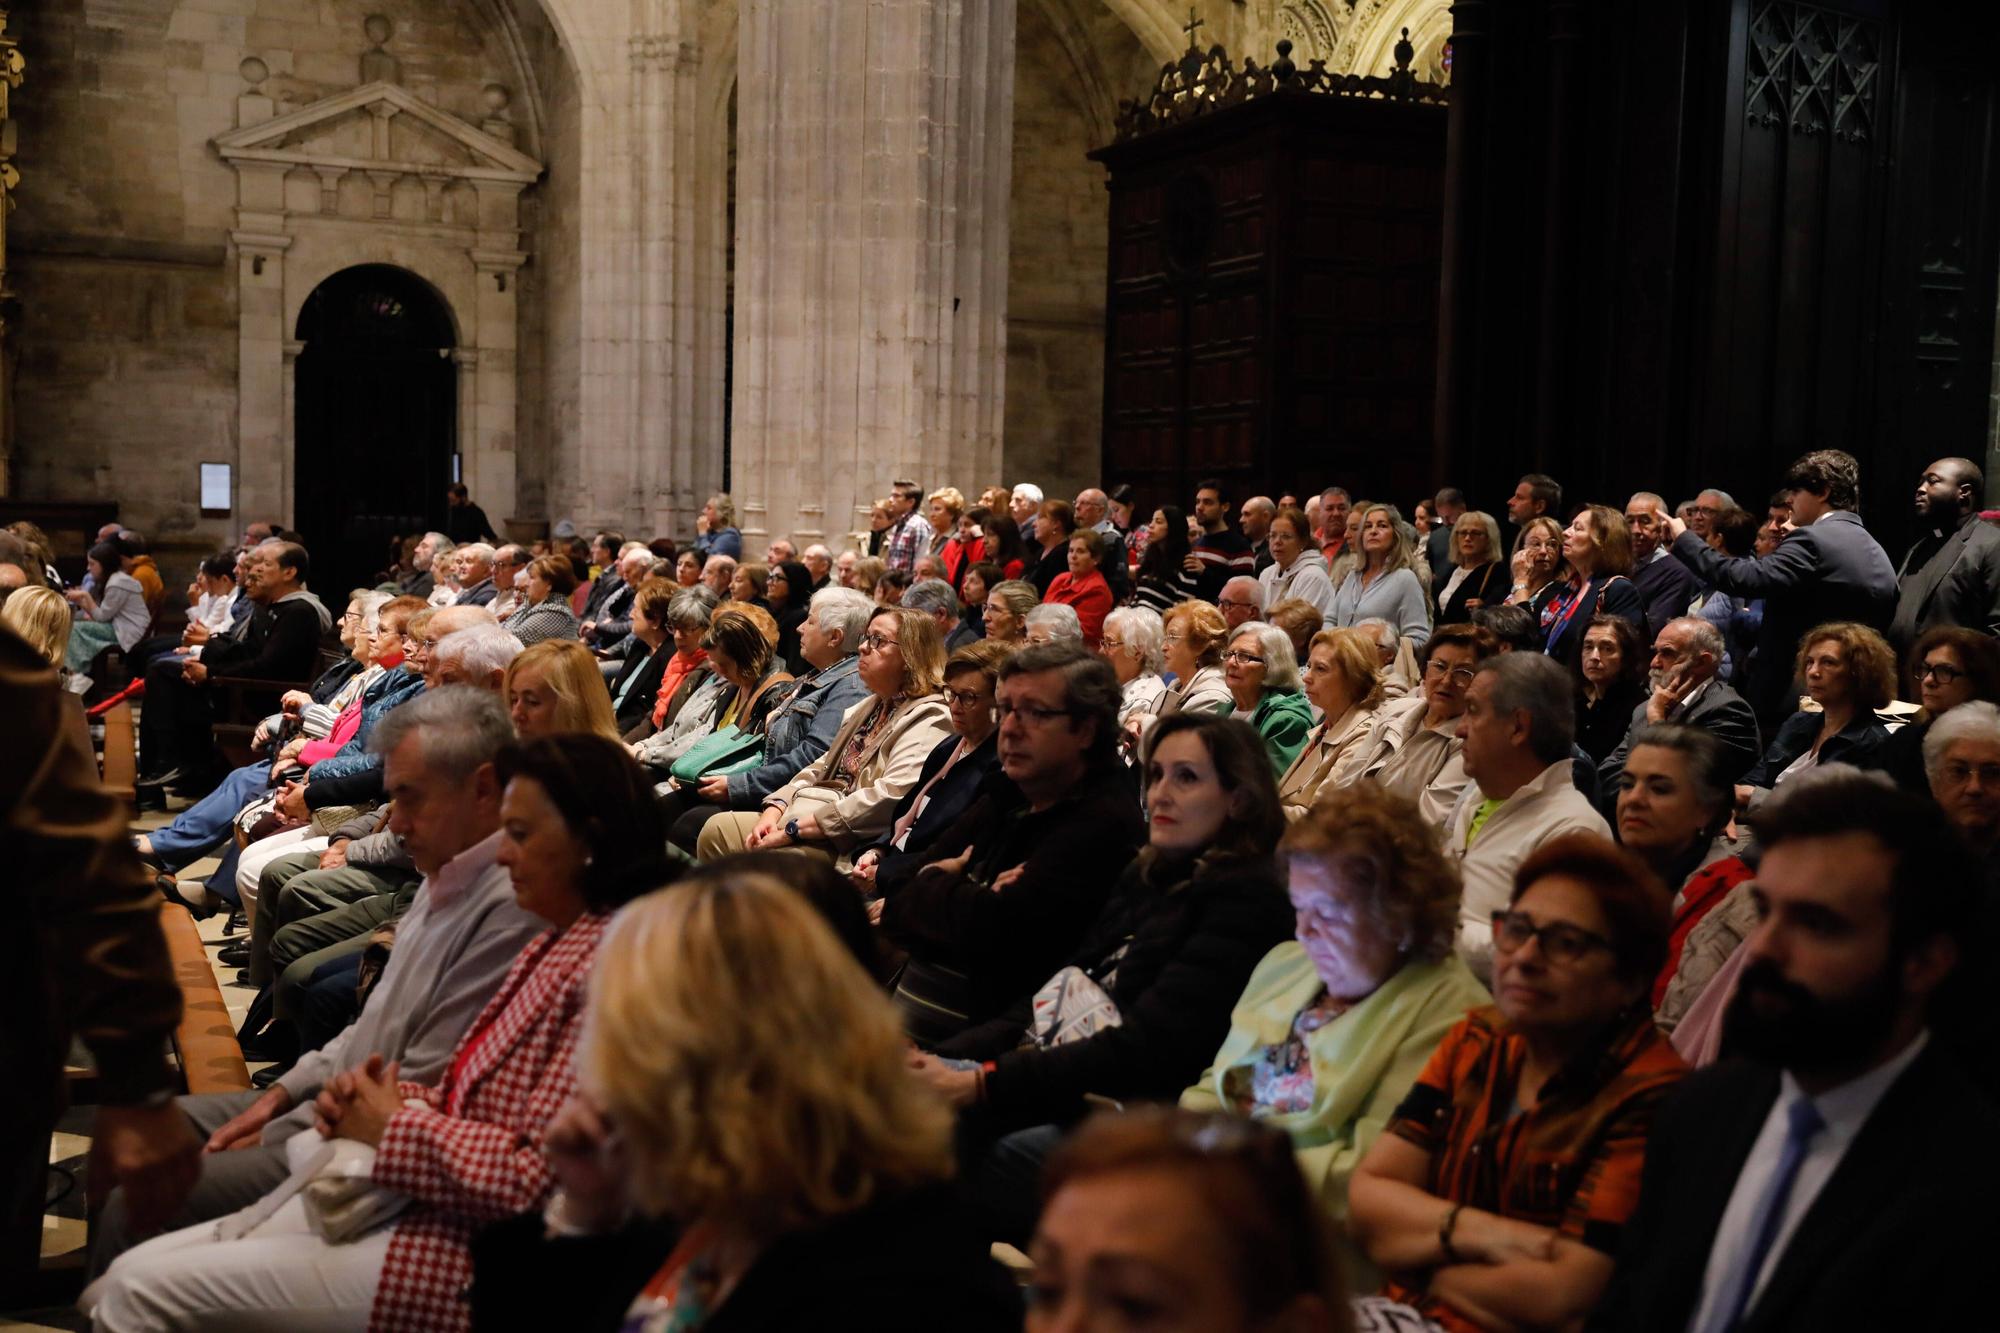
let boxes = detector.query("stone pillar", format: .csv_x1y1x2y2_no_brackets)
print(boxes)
232,222,292,528
731,0,1016,549
470,247,526,524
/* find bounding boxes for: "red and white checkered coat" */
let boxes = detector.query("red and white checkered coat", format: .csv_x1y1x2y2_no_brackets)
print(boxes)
366,910,609,1331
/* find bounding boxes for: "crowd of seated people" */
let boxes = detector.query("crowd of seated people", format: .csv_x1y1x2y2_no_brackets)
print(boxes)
35,445,2000,1330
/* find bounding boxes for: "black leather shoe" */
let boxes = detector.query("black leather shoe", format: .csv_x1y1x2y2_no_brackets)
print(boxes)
134,766,185,790
218,941,251,967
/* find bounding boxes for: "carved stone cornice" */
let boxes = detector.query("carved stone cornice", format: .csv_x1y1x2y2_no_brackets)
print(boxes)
213,80,543,188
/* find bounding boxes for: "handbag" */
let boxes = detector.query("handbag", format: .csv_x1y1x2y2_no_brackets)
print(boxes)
668,724,766,781
1029,966,1124,1049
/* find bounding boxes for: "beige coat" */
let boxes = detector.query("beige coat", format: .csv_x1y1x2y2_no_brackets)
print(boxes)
766,693,953,849
1364,695,1471,832
1445,759,1611,981
1156,664,1233,719
1278,704,1390,820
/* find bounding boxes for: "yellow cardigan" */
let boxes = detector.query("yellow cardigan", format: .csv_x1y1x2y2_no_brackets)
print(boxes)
1181,943,1489,1284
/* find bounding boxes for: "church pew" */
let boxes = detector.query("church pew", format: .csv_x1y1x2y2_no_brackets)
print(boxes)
155,902,252,1097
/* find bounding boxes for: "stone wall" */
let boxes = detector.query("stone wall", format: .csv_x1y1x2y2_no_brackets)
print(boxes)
1003,0,1153,502
9,0,540,556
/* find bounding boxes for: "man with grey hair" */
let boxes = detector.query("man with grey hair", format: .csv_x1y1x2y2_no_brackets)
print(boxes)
1624,492,1697,636
701,553,738,599
1686,487,1737,540
1597,616,1760,798
662,586,875,852
584,546,654,652
1448,652,1610,978
399,531,452,600
1010,483,1045,531
903,576,976,651
802,543,834,591
1024,601,1082,647
1217,575,1264,633
880,641,1146,1034
430,622,524,691
452,542,499,607
1073,488,1117,542
765,538,797,567
1239,495,1277,572
87,687,543,1278
693,493,742,562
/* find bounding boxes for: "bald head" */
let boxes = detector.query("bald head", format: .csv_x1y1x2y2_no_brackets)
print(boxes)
1917,456,1984,523
1218,576,1264,631
1240,496,1276,543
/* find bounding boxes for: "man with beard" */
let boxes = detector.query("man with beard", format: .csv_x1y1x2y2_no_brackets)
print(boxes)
1591,772,1998,1332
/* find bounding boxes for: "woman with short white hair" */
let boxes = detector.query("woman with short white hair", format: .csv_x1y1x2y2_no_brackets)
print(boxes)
1222,620,1315,773
1024,601,1082,647
1099,605,1168,727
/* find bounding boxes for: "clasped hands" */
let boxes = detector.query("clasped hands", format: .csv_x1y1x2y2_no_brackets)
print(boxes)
313,1053,404,1147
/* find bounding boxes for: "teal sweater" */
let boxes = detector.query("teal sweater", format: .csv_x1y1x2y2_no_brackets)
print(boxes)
1249,687,1316,773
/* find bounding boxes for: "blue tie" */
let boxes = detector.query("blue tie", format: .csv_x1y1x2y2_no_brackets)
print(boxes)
1699,1096,1827,1333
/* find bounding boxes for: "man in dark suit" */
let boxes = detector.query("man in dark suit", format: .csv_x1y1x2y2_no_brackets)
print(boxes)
1624,492,1699,638
1667,449,1897,730
1888,455,2000,656
1592,774,1998,1333
1598,616,1761,799
450,543,498,607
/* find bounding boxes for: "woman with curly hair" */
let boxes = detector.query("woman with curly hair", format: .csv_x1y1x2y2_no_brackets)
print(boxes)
1739,620,1897,800
1182,782,1488,1278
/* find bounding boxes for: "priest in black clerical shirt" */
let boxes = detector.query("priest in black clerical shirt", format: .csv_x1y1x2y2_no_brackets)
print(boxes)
1888,455,2000,656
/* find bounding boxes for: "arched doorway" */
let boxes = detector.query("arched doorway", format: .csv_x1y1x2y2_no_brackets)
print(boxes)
293,265,457,597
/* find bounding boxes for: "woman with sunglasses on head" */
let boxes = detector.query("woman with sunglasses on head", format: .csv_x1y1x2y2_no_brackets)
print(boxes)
1364,625,1504,829
1347,834,1685,1333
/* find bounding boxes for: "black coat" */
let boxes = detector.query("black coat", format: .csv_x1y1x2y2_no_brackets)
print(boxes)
1590,1049,2000,1333
1629,550,1700,638
1575,680,1645,766
609,640,674,735
867,732,1001,897
1862,717,1931,794
468,1184,1019,1332
939,851,1292,1131
201,596,326,710
1596,678,1764,803
882,759,1145,1025
1670,513,1898,728
1029,543,1067,597
1436,560,1508,625
1540,574,1646,670
1742,707,1888,788
1890,512,2000,654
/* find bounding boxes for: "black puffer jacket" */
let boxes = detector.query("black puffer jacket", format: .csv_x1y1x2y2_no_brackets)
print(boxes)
939,850,1292,1130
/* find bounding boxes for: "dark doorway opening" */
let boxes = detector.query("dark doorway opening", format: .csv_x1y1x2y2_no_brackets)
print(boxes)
294,265,457,599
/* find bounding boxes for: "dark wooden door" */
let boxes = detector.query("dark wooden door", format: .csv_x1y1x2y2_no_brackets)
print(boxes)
293,265,456,598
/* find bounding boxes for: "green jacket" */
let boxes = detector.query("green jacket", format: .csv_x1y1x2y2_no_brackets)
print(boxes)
1249,686,1316,773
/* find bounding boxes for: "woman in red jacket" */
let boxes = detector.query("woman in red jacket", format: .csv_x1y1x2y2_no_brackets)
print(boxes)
1043,529,1116,647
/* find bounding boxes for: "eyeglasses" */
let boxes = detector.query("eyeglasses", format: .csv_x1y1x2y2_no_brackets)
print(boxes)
1099,637,1128,654
1222,650,1265,666
1921,661,1965,684
1426,661,1478,686
1219,600,1259,611
945,688,992,708
1941,760,2000,786
860,632,901,653
1490,910,1613,965
996,701,1074,726
1162,633,1187,645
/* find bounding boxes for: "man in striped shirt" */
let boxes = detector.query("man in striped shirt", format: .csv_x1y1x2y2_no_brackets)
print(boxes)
1189,477,1256,601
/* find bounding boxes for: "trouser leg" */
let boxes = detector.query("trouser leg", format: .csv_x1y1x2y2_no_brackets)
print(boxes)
146,763,271,869
249,860,403,988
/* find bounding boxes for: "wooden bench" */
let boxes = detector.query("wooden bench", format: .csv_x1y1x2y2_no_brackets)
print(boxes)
155,902,252,1096
99,700,137,808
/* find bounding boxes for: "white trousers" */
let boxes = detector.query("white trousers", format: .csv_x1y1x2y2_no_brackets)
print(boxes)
236,827,327,919
82,1195,387,1332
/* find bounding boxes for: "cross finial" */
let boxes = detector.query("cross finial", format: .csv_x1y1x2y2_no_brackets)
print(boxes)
1183,7,1204,47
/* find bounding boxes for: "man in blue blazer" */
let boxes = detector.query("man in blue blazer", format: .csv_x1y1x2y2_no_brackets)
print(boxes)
1667,449,1897,730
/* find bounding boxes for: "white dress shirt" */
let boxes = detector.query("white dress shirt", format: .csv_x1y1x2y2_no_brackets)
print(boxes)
1685,1032,1929,1332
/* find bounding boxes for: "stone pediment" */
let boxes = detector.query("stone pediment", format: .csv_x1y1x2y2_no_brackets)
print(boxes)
214,81,541,185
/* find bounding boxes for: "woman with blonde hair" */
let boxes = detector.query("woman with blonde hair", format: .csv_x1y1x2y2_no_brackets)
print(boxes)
506,639,622,741
2,585,72,669
1329,503,1432,649
696,604,952,860
1278,627,1392,820
495,868,1016,1329
851,555,887,599
981,577,1039,644
1153,599,1234,720
1436,510,1508,625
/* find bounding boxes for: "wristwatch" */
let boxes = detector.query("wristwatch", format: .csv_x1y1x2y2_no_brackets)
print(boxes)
785,818,801,841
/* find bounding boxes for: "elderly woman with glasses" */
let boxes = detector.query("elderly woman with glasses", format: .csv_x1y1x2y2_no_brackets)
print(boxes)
695,606,953,862
1348,834,1685,1333
1364,625,1503,829
1099,605,1169,728
1865,626,2000,791
1221,621,1316,773
1182,786,1489,1283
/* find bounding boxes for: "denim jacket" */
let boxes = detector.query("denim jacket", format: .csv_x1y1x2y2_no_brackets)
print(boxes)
307,668,427,784
726,654,869,805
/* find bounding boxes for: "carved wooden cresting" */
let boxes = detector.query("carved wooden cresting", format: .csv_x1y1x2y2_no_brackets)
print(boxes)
1091,31,1448,509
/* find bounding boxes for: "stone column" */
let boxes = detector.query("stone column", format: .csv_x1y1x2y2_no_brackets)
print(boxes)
232,221,291,528
731,0,1016,549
